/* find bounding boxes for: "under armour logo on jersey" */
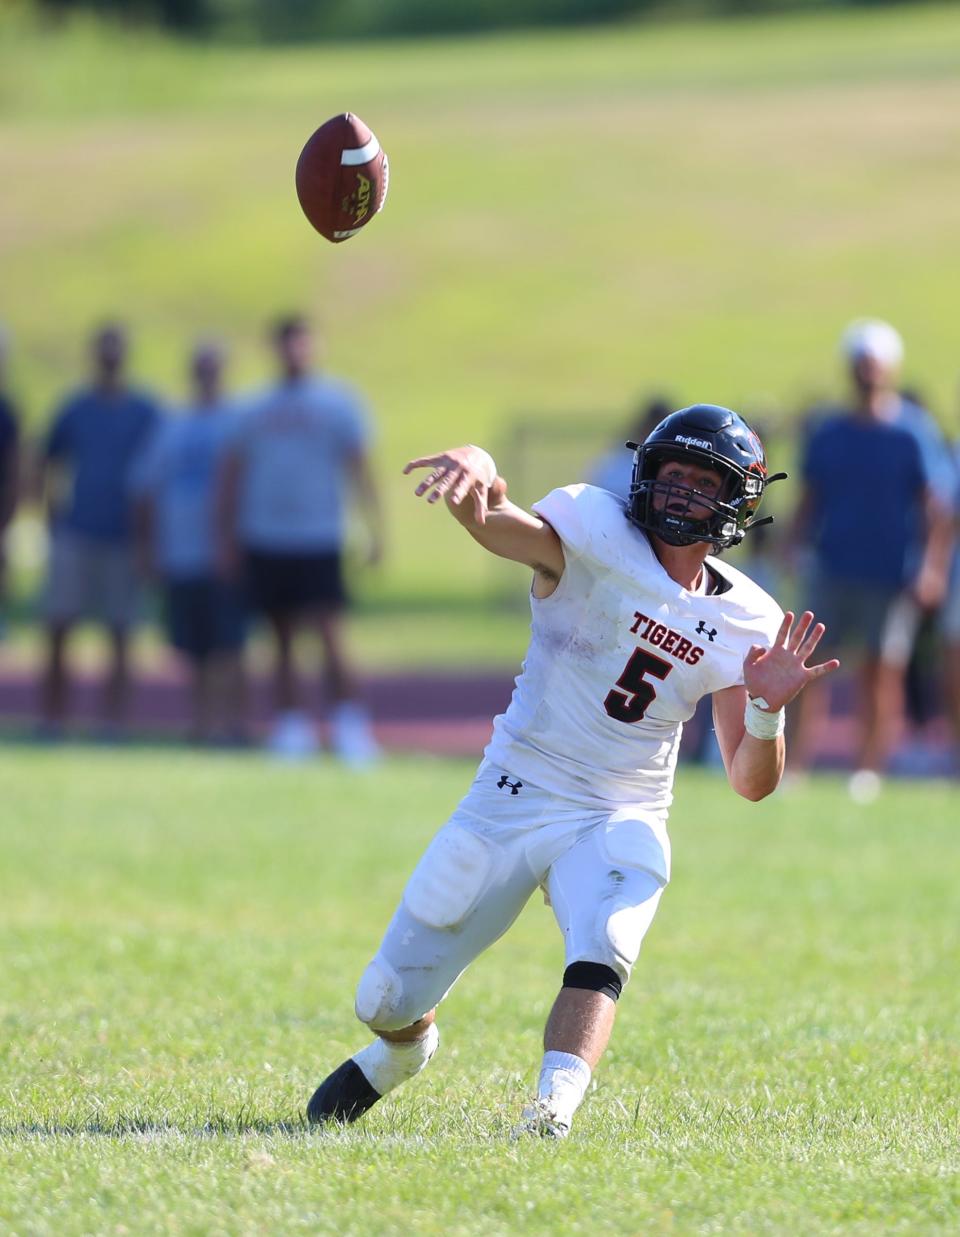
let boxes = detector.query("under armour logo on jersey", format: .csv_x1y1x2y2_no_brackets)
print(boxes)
496,775,523,795
696,620,718,642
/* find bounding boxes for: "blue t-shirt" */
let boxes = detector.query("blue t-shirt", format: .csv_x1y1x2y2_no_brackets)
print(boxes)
231,375,371,553
802,414,929,589
588,445,634,501
46,386,161,542
131,404,238,577
896,397,956,510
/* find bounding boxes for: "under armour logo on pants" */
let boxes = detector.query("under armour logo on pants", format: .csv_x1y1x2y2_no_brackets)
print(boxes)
496,775,523,795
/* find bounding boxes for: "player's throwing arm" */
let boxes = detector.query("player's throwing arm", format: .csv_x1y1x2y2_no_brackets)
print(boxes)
403,445,565,583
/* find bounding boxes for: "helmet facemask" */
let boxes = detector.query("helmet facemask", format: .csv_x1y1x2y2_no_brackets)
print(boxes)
623,404,785,551
628,443,772,549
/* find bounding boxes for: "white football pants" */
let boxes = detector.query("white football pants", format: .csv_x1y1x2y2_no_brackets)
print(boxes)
354,761,670,1032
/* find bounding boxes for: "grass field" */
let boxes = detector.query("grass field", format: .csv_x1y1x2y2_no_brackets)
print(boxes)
1,749,957,1233
3,4,960,608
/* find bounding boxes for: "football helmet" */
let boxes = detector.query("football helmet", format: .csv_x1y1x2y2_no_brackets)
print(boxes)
626,404,785,549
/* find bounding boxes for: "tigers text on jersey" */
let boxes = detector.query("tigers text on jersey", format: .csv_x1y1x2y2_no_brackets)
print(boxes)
483,484,784,810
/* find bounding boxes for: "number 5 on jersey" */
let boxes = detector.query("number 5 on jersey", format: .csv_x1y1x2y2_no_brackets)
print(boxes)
604,648,673,723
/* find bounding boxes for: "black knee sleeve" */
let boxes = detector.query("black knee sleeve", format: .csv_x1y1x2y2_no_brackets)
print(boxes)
563,961,623,1003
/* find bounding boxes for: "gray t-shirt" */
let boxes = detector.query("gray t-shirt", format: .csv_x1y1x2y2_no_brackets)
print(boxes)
232,375,370,553
131,404,238,577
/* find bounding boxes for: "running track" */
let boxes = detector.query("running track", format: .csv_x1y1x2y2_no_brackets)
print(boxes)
0,663,954,773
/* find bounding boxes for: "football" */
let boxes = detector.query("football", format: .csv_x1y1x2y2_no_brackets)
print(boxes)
295,113,389,243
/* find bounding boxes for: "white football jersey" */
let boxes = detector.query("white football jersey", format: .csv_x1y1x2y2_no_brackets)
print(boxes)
484,485,784,810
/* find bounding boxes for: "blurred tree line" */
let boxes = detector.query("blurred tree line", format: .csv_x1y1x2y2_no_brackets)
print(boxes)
36,0,904,39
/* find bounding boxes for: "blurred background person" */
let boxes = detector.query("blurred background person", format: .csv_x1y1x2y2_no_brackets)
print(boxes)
788,319,953,800
942,426,960,770
587,394,674,500
132,338,247,745
896,385,959,770
0,325,21,637
217,314,383,763
37,322,162,737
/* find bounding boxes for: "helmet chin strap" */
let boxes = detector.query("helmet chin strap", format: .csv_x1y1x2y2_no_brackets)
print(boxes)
654,513,729,548
656,529,701,547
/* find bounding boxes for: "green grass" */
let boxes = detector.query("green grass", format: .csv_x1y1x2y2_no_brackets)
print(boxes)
2,3,960,608
1,749,957,1232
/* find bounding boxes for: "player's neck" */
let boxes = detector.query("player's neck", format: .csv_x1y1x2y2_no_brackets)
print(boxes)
649,534,711,591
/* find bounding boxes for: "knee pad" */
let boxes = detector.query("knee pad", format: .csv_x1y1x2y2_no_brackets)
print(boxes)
354,955,436,1033
565,872,663,988
563,961,622,1002
599,881,664,984
598,821,668,983
355,956,404,1029
403,824,492,931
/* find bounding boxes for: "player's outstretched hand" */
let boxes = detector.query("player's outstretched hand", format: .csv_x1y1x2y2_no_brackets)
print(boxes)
403,445,497,526
743,610,839,713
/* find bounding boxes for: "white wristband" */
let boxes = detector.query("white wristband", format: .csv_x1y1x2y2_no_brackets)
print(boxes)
744,695,785,740
467,445,498,488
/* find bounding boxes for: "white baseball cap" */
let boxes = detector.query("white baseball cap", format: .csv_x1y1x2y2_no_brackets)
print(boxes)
840,318,904,369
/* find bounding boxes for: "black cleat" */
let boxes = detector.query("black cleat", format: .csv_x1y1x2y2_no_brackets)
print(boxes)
307,1059,382,1126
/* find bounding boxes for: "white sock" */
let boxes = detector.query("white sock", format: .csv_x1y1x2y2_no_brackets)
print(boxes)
352,1023,439,1096
537,1050,592,1127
